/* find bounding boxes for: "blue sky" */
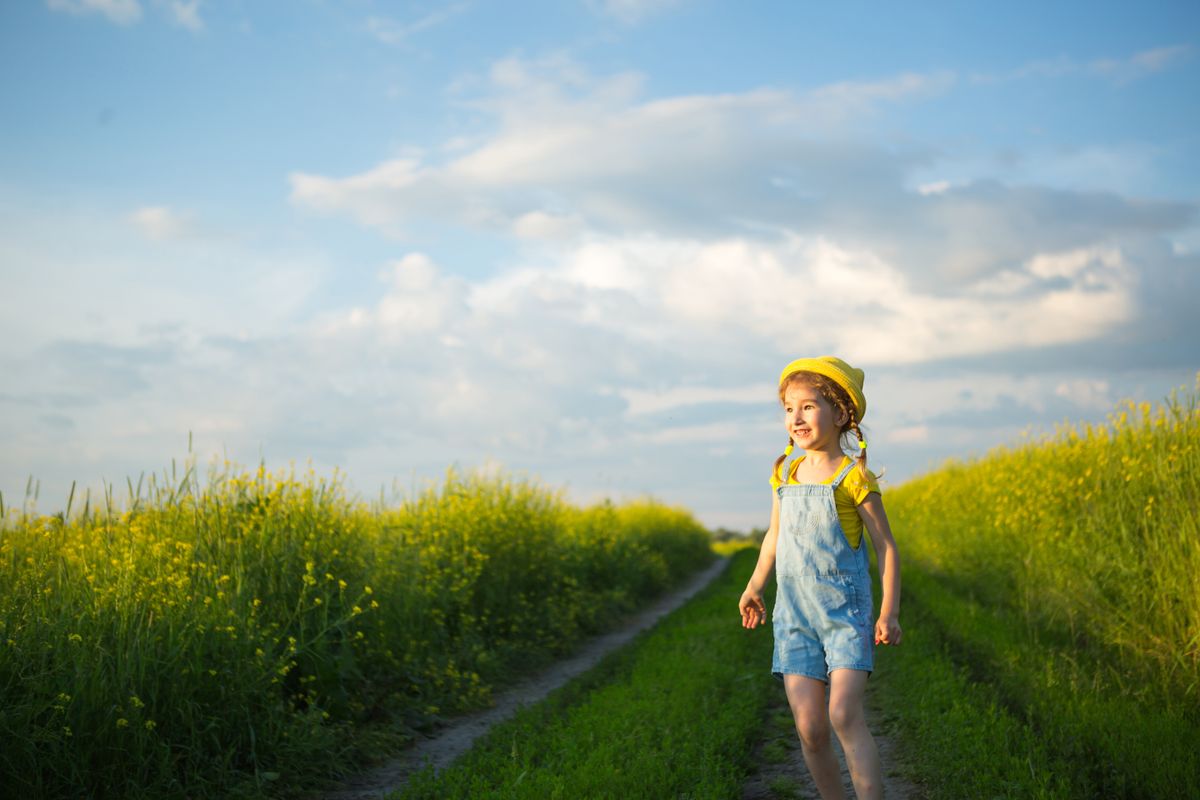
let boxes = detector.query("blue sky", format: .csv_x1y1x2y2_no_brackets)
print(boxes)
2,0,1198,529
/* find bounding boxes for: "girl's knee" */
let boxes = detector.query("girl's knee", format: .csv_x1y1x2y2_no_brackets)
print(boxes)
827,697,864,736
793,711,832,750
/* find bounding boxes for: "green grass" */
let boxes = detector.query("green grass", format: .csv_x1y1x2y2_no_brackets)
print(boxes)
0,463,714,799
392,548,777,800
873,378,1200,798
885,569,1199,798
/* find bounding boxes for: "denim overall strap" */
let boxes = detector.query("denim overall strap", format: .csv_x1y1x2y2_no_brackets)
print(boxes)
829,457,857,490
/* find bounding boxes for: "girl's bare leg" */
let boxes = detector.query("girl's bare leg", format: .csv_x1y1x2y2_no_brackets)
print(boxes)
783,674,847,800
828,668,881,800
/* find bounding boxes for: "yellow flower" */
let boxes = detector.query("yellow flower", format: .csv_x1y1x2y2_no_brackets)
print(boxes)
116,718,129,728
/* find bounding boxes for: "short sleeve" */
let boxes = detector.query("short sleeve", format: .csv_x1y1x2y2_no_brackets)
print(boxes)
768,462,782,490
841,464,881,506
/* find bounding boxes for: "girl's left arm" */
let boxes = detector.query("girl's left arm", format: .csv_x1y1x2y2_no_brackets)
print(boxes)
858,494,902,645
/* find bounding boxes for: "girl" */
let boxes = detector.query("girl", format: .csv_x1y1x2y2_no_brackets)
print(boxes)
738,356,901,800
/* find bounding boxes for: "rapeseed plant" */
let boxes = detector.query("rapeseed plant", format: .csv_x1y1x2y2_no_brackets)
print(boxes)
880,376,1200,797
890,376,1200,699
0,462,712,798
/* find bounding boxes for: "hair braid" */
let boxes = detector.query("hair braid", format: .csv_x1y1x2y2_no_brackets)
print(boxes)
848,416,868,482
773,438,794,486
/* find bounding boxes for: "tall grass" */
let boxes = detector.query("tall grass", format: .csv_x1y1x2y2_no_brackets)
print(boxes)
882,375,1200,797
0,462,713,798
890,376,1200,700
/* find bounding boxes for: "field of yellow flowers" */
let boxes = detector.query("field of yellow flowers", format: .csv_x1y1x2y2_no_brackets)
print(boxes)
0,465,713,798
881,377,1200,797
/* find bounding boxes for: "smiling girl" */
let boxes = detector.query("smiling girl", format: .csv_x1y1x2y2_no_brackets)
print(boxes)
738,356,901,800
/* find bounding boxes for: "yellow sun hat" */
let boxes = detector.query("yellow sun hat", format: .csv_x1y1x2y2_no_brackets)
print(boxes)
778,356,867,422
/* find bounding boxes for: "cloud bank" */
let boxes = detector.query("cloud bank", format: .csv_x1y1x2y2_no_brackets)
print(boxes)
4,52,1197,528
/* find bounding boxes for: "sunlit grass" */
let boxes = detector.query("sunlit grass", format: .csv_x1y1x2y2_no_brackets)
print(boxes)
880,374,1200,797
0,462,713,798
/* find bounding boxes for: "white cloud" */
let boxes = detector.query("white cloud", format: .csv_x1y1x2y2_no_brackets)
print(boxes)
973,44,1192,87
162,0,203,32
129,206,191,240
3,203,324,350
288,58,950,241
47,0,205,29
590,0,682,25
885,425,930,445
1091,44,1192,85
512,211,584,241
47,0,142,24
917,180,951,196
620,384,772,416
1054,379,1114,410
335,253,469,336
364,4,467,45
640,421,742,445
809,70,956,113
1027,247,1120,280
291,56,1188,300
317,232,1141,384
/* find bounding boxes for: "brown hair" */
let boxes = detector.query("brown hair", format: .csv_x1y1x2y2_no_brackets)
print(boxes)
773,371,869,484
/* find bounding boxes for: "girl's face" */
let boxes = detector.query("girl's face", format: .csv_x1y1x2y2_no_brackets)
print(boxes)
782,381,846,451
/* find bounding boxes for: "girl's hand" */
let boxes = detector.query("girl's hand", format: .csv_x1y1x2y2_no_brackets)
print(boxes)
739,588,766,629
874,615,901,646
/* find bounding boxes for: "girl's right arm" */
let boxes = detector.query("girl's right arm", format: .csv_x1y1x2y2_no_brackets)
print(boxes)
739,491,780,629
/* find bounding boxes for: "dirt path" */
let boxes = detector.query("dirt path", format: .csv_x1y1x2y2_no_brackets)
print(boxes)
322,556,731,800
740,676,924,800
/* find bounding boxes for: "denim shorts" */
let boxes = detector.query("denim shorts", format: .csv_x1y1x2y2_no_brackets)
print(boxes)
771,572,874,681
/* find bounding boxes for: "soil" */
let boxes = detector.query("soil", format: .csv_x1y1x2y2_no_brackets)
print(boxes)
321,556,732,800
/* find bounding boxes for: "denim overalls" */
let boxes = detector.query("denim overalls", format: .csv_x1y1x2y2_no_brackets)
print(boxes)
772,457,874,681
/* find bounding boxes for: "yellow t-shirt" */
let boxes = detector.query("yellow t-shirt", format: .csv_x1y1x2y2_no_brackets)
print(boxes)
769,455,880,550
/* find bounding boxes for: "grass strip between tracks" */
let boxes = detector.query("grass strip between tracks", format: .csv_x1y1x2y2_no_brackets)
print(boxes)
871,565,1199,799
391,547,776,800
